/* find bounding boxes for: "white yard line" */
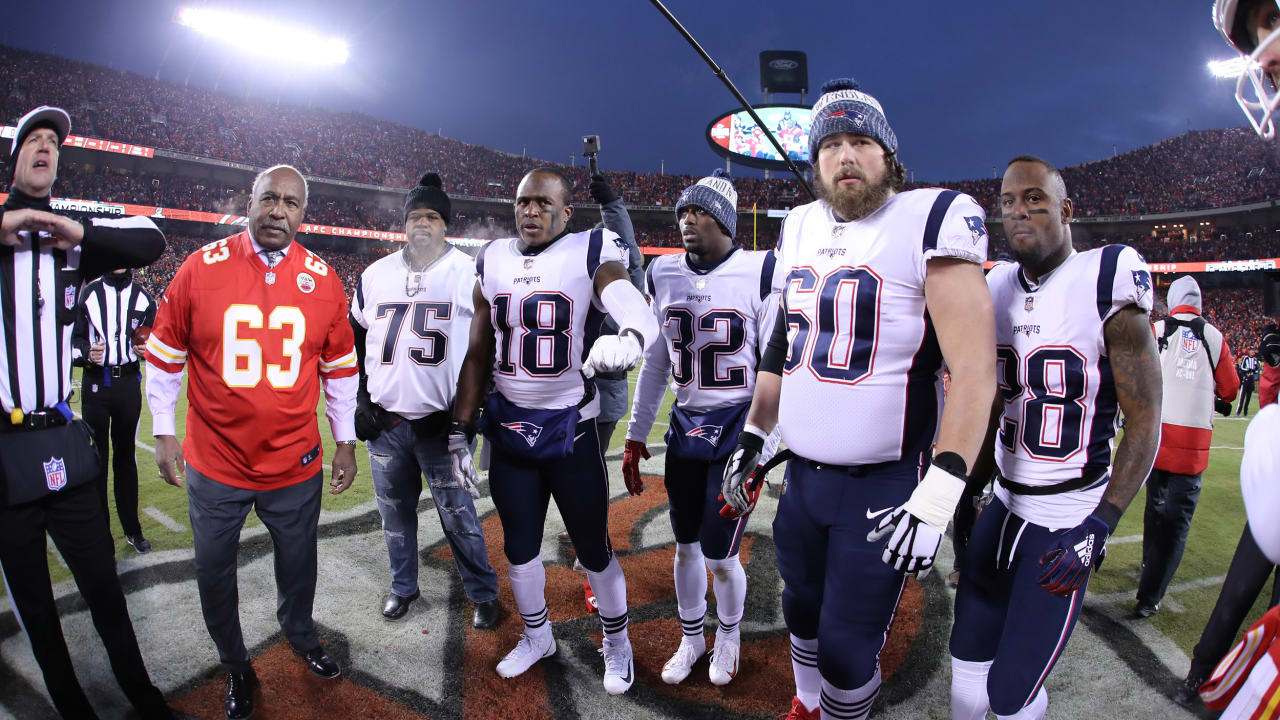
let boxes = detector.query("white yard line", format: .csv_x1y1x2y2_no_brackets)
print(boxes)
142,506,187,533
1209,445,1245,450
1109,534,1143,545
1091,574,1226,606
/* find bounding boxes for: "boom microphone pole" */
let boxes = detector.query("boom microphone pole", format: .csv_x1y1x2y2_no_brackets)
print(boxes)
648,0,815,201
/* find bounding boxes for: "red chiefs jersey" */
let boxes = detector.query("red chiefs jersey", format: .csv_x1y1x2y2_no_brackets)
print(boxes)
146,232,357,490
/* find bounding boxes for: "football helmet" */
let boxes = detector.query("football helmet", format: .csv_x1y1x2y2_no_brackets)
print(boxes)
1214,0,1280,138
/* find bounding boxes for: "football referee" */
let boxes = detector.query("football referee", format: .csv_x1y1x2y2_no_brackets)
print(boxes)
73,267,157,552
0,105,180,719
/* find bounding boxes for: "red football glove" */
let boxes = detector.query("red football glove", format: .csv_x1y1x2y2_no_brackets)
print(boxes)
622,439,650,496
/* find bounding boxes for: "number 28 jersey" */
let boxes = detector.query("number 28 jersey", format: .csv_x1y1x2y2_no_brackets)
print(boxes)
146,232,357,489
775,189,988,466
476,229,627,415
988,245,1153,527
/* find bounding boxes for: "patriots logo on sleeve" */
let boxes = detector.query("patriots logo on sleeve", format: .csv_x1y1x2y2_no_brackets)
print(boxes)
964,216,987,245
1132,269,1151,301
502,421,544,448
686,424,724,447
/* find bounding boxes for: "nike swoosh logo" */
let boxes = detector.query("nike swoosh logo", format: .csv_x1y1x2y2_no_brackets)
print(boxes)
574,432,586,442
622,661,633,684
866,506,895,520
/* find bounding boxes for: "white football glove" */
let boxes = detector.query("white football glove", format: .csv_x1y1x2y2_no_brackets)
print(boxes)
448,431,482,499
866,455,968,577
582,332,643,379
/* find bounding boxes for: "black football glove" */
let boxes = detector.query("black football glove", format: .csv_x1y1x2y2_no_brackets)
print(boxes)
719,429,765,516
589,174,618,205
1261,324,1280,367
1215,397,1233,417
354,384,383,442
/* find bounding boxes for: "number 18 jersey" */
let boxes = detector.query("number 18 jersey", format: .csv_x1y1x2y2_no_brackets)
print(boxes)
476,229,627,416
774,189,988,466
988,245,1153,527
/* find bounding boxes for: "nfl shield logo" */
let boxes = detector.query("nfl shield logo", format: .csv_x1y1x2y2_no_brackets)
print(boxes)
1181,328,1200,354
523,258,534,269
1024,296,1035,312
64,286,76,310
43,457,67,491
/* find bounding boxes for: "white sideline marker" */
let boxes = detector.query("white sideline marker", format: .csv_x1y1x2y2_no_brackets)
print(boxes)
143,506,188,533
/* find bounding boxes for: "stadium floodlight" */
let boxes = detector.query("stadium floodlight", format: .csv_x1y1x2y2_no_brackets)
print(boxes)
175,6,349,66
1208,57,1248,79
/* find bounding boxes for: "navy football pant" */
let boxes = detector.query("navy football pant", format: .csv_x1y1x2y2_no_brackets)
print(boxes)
488,418,615,572
664,449,747,560
950,497,1087,716
773,456,919,690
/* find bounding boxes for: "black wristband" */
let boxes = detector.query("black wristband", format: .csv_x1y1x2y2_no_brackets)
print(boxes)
736,428,765,454
1091,499,1123,533
931,450,968,479
449,419,476,442
619,327,644,348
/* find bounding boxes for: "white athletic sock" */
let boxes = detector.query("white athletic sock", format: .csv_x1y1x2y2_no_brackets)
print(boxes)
587,555,629,641
996,686,1047,720
705,555,746,640
950,656,993,720
820,668,880,720
790,634,820,713
509,555,550,638
674,542,708,638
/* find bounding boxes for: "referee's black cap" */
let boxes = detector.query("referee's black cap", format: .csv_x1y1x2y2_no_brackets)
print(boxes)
9,105,71,161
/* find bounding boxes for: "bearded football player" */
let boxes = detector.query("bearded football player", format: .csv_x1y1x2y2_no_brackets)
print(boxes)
722,79,997,719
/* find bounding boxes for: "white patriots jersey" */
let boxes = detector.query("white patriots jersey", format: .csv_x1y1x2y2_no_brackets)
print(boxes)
625,248,781,442
477,228,627,416
351,247,476,419
774,189,988,466
988,245,1153,528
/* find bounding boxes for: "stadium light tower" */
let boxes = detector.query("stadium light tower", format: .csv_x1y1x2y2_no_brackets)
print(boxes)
175,6,349,66
1208,57,1248,79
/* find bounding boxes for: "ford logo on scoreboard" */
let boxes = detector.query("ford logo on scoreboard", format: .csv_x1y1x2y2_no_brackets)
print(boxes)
705,104,812,171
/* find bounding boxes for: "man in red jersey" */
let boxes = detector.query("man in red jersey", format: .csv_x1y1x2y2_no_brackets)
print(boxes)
144,165,358,720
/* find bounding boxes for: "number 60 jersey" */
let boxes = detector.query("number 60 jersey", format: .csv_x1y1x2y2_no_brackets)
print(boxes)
145,232,357,490
775,189,987,466
987,245,1153,528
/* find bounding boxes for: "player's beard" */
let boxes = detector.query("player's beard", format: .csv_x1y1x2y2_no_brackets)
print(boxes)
817,166,895,222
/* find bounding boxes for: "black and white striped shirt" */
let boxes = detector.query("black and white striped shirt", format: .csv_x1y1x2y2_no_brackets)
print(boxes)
0,195,166,414
73,277,156,367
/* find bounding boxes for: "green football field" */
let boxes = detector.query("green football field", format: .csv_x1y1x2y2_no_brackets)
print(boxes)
15,368,1273,659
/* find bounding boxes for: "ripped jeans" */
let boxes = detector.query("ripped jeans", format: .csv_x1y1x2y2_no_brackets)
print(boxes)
367,422,499,602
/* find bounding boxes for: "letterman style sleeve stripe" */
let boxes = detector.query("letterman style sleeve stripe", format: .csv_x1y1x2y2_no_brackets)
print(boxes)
319,350,359,376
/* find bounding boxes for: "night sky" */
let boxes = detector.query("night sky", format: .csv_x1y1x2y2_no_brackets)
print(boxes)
2,0,1250,182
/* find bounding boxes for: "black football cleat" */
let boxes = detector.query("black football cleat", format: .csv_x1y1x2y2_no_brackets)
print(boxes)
126,533,152,554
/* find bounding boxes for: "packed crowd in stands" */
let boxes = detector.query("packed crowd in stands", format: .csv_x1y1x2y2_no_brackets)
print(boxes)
7,45,1280,218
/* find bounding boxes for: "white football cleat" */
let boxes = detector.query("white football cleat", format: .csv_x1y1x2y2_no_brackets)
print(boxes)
661,636,707,685
496,631,556,678
708,635,740,686
600,636,635,695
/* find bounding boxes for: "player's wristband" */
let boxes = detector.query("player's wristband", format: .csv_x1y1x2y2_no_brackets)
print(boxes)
736,425,767,453
1091,500,1123,534
901,452,969,532
336,440,356,448
450,419,476,444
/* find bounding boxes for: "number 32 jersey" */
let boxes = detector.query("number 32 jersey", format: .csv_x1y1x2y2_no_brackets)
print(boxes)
988,245,1153,527
145,232,357,489
775,189,988,466
476,229,627,416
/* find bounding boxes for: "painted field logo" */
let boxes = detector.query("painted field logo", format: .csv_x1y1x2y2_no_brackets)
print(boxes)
501,421,543,447
686,424,724,447
43,456,67,491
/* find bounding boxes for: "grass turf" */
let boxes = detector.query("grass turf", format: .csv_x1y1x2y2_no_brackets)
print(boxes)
15,368,1270,660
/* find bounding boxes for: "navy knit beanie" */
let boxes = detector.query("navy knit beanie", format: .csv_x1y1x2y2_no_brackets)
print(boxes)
807,78,897,163
675,168,738,238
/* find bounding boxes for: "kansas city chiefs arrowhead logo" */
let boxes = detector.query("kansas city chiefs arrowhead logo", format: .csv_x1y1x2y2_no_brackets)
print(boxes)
685,424,724,447
501,421,544,447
